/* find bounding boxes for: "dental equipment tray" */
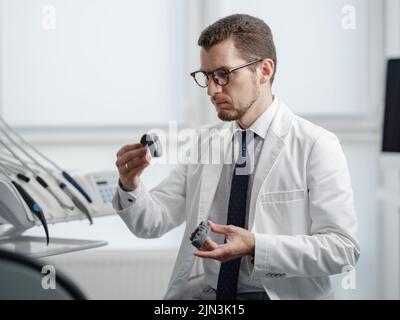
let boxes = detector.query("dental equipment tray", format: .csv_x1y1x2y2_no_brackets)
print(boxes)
0,236,107,258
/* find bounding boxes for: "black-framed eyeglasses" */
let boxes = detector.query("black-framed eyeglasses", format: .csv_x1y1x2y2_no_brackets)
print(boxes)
190,58,263,88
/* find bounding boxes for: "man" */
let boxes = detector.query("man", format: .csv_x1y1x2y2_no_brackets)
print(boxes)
113,14,360,300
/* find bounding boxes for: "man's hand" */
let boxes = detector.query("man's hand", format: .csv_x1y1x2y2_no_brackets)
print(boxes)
194,220,255,262
115,144,151,191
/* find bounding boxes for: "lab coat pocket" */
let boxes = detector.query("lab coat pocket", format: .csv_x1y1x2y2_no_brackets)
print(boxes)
261,189,305,204
259,189,309,234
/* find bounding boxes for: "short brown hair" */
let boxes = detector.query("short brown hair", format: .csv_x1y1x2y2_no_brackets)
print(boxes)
198,14,277,84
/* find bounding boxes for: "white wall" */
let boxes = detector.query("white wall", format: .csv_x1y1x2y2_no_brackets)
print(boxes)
0,0,186,127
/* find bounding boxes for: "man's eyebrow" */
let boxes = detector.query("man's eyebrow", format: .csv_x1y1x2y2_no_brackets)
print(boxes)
200,65,230,73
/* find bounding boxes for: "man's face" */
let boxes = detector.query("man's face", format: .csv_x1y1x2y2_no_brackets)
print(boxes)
200,39,261,122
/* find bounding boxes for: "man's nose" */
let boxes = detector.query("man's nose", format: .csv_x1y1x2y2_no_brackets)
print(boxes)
207,77,223,97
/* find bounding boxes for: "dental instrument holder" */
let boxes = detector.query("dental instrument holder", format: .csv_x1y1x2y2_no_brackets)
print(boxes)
0,179,34,238
0,177,107,258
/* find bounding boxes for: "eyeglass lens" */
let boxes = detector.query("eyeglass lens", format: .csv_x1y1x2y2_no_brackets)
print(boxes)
194,69,228,87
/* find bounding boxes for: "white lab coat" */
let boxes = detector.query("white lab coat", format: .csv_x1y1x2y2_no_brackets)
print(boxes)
113,98,360,300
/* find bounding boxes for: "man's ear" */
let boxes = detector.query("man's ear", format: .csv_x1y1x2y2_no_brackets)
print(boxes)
259,58,275,85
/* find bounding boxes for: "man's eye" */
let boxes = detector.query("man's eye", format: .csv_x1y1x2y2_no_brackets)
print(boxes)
214,70,227,78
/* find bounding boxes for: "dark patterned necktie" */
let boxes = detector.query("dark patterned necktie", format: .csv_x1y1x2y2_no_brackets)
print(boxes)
216,130,251,300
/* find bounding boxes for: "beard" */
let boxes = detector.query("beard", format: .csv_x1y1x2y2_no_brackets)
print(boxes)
216,85,260,122
217,107,247,121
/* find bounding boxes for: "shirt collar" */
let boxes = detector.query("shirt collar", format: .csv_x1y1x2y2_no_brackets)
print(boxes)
232,95,279,140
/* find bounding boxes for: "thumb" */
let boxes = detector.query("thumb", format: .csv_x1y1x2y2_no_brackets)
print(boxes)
208,220,230,235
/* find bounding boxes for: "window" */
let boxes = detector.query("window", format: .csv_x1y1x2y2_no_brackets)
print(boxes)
0,0,186,127
0,0,384,130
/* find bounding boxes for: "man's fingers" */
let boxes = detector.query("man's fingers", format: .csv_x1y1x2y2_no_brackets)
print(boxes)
208,220,232,235
118,145,147,162
194,247,225,260
117,156,147,176
116,147,148,168
201,236,218,251
116,143,143,157
114,140,151,193
125,161,150,179
194,246,237,262
126,155,149,172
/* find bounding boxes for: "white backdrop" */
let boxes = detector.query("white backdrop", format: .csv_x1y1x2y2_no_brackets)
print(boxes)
216,0,370,116
0,0,185,127
0,0,379,128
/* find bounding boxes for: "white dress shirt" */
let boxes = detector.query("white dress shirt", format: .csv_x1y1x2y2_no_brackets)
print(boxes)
204,97,279,293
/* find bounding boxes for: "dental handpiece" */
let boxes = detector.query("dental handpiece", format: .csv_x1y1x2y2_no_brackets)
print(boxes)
0,169,50,245
0,139,74,211
0,155,92,223
0,116,93,204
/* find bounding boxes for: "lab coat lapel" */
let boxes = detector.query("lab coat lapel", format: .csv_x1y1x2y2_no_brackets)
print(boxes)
248,101,295,229
197,123,233,224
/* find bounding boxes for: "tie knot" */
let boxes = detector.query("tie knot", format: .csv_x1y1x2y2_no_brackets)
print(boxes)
234,130,255,169
241,130,247,157
238,130,255,157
